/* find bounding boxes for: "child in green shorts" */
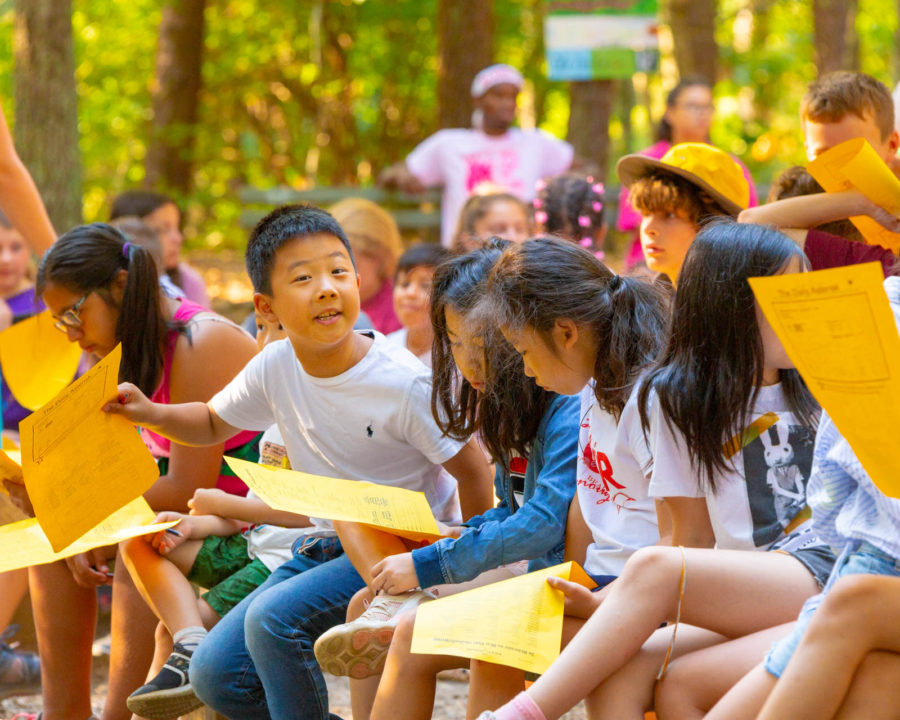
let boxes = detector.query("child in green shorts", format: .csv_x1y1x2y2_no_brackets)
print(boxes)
120,311,313,720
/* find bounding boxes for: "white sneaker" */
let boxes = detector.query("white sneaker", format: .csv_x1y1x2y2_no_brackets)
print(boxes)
314,590,434,678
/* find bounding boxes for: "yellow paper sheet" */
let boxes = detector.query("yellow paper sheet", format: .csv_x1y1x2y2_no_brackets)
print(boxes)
0,497,178,573
224,457,443,542
750,262,900,498
19,344,160,551
807,137,900,253
411,562,597,674
0,309,82,411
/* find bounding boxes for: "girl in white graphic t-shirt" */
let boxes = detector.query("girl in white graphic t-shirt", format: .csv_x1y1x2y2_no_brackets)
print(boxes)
477,223,834,720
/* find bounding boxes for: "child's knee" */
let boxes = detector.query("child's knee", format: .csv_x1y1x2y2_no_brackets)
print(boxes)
391,608,418,646
620,545,683,591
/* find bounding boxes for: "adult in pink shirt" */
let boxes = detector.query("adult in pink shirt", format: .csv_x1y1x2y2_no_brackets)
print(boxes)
618,77,758,269
380,64,574,247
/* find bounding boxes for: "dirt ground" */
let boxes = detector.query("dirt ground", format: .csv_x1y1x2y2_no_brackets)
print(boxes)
0,657,587,719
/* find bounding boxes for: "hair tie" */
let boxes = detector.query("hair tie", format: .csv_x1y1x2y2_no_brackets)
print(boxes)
580,237,592,247
122,241,132,260
578,215,591,228
534,210,548,225
608,275,622,291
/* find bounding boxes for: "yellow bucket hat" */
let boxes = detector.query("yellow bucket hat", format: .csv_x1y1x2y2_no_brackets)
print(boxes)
616,142,750,216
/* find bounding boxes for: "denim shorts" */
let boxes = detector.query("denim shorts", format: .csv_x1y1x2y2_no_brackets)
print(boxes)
765,540,900,678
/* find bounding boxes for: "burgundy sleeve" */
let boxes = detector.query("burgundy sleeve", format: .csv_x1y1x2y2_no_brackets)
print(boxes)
804,228,899,277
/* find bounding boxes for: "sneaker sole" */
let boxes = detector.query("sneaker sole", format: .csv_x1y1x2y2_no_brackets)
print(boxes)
126,684,204,720
314,625,394,679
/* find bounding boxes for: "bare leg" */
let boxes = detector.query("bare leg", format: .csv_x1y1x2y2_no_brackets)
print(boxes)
332,521,412,587
370,610,468,720
655,623,792,720
101,551,158,720
524,547,817,720
347,586,379,720
585,624,724,720
758,574,900,720
0,568,28,629
835,651,900,720
29,560,96,720
120,536,204,632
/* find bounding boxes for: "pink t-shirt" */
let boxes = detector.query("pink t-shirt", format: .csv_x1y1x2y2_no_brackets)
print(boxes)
617,140,759,269
143,299,258,495
406,128,574,246
361,280,401,334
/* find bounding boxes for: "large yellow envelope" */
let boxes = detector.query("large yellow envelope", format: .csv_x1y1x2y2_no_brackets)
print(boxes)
807,137,900,253
411,562,596,674
224,457,443,542
0,309,82,411
19,344,160,551
750,262,900,498
0,497,178,573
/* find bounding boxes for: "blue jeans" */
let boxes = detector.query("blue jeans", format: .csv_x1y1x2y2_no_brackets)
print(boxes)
191,537,365,720
765,540,900,678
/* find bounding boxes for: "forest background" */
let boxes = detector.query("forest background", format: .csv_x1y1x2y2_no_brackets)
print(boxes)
4,0,898,261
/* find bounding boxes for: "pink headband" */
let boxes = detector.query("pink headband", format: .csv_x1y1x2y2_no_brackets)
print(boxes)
471,64,523,98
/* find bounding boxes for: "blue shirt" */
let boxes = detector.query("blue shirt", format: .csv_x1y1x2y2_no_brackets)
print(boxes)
412,392,580,588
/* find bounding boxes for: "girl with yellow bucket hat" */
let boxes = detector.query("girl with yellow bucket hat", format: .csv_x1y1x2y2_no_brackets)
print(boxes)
617,142,752,286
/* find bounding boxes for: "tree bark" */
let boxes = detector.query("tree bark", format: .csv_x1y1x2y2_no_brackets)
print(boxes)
437,0,494,129
145,0,206,193
567,80,616,180
812,0,857,75
667,0,718,84
13,0,82,231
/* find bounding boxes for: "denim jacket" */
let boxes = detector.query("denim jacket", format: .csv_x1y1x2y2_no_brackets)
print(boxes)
412,393,580,588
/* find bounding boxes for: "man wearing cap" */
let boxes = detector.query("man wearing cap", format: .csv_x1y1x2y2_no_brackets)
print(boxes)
379,63,574,247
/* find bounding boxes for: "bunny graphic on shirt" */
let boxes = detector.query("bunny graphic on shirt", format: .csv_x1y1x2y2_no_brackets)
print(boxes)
759,424,806,527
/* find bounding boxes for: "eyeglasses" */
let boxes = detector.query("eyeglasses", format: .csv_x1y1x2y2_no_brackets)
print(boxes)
52,293,89,333
676,103,715,115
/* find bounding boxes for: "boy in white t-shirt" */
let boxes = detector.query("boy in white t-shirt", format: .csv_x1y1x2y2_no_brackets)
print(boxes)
379,64,573,246
107,204,493,720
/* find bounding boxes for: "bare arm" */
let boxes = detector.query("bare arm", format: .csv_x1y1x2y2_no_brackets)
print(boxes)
0,100,56,254
738,189,900,246
108,319,257,511
188,488,312,528
441,437,495,520
663,496,715,548
377,161,426,194
563,493,593,564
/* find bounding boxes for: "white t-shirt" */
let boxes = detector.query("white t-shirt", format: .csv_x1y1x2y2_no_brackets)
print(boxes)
386,328,432,368
647,383,817,550
577,384,659,576
242,425,314,571
406,127,574,246
210,333,464,529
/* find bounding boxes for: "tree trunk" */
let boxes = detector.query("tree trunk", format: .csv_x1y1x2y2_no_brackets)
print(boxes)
812,0,857,75
437,0,494,129
667,0,718,84
567,80,616,180
145,0,206,193
13,0,82,231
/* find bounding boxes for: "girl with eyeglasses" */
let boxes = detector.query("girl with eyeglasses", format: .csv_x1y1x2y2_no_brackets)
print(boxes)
2,222,259,720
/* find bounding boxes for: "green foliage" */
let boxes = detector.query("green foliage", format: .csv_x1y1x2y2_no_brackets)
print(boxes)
2,0,898,248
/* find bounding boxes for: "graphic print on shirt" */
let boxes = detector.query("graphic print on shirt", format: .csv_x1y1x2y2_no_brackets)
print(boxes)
463,149,523,195
508,454,528,510
742,422,815,546
260,441,291,469
578,412,636,510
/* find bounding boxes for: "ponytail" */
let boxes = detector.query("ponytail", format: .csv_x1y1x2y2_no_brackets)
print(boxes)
482,237,667,419
592,275,668,419
37,223,168,396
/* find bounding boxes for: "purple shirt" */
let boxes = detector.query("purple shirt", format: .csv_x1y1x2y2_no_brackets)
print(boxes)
3,287,44,430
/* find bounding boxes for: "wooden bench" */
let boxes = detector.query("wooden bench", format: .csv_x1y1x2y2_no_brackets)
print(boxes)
239,186,443,243
240,184,626,241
